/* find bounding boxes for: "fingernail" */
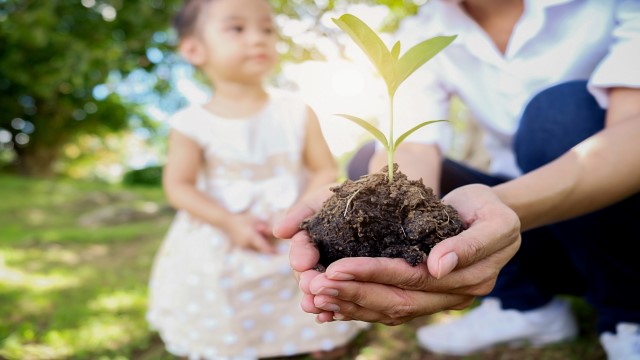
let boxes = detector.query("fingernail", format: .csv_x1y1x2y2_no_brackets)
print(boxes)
328,271,354,281
316,287,339,296
437,252,458,279
333,313,345,321
318,303,340,312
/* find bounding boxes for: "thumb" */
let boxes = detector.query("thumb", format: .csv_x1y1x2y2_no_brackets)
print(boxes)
273,185,334,239
272,201,315,239
427,231,483,279
426,209,519,279
428,249,459,280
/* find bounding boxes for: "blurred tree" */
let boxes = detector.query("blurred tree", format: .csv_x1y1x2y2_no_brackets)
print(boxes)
0,0,415,177
0,0,183,176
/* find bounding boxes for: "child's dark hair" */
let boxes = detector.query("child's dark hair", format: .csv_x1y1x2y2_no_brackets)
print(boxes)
173,0,215,39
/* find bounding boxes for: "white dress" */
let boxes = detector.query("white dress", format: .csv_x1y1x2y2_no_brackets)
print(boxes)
146,91,365,360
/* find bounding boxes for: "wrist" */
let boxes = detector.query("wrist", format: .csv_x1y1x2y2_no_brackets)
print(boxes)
216,211,240,233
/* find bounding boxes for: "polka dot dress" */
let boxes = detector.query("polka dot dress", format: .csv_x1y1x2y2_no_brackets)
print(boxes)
147,91,367,359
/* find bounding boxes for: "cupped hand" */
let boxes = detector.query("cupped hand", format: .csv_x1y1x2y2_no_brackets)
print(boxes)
281,184,521,325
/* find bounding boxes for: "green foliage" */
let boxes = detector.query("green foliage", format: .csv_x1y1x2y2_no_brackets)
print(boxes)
0,0,182,176
123,165,163,187
332,14,455,182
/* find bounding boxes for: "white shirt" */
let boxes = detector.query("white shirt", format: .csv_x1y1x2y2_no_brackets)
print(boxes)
393,0,640,177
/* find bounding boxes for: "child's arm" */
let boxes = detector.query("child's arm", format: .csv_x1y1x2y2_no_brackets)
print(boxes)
299,107,339,202
163,129,276,253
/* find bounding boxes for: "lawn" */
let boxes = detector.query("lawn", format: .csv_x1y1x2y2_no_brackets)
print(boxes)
0,175,605,359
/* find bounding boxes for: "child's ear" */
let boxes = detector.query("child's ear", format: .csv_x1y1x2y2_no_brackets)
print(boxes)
178,36,206,66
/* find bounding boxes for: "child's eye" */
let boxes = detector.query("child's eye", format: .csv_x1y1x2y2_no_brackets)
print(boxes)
229,26,243,33
264,27,274,35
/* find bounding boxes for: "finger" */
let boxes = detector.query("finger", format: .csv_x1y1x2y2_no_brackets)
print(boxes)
420,240,519,296
292,270,301,282
298,269,324,295
331,313,352,321
427,213,521,279
316,311,335,323
309,273,470,317
446,297,475,311
324,257,435,290
313,295,392,324
273,186,333,239
289,231,320,273
314,289,472,325
272,203,313,239
255,221,267,232
319,250,506,296
313,294,342,313
300,293,322,314
430,199,521,279
256,222,274,239
342,282,468,316
251,235,276,254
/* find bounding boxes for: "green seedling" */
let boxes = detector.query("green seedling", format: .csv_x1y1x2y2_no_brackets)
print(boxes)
332,14,456,182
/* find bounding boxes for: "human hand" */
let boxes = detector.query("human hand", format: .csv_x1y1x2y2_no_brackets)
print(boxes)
225,212,276,253
273,184,334,272
277,184,521,325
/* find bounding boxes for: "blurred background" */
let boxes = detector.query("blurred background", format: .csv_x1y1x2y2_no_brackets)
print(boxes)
0,0,602,359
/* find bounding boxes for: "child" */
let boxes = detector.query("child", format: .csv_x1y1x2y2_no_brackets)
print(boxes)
145,0,365,358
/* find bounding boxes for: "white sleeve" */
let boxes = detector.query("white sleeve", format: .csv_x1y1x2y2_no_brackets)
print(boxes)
386,6,453,154
588,0,640,108
167,107,208,147
392,59,453,154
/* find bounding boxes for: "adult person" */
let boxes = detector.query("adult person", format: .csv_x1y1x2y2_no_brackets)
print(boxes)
274,0,640,359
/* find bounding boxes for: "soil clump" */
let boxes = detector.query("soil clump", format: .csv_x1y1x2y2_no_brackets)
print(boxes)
301,164,465,269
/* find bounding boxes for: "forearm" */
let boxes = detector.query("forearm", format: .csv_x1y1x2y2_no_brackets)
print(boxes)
299,106,339,203
370,142,442,193
165,182,233,229
494,118,640,231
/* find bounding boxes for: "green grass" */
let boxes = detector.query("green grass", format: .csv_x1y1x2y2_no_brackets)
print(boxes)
0,175,605,359
0,175,173,360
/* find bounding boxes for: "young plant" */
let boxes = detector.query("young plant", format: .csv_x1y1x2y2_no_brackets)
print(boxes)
332,14,456,182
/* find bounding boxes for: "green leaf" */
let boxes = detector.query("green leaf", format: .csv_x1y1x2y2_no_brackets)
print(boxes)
394,120,447,149
395,35,457,91
332,14,396,94
335,114,389,150
391,41,401,61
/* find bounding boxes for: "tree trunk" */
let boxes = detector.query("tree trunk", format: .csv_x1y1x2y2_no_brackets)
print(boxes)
13,145,60,177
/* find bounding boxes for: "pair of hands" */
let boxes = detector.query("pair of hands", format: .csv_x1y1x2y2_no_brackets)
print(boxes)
273,184,521,325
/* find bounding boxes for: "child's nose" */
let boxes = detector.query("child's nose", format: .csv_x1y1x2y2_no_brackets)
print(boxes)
249,29,270,44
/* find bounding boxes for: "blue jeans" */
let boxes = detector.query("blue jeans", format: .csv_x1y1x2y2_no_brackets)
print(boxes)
346,81,640,333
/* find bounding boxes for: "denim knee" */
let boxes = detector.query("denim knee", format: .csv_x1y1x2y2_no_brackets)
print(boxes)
514,80,606,173
347,141,376,181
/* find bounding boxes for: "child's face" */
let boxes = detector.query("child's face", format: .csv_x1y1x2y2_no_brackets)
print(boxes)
193,0,278,83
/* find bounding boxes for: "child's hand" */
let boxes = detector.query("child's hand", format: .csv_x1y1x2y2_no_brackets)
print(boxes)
224,213,276,254
255,221,278,243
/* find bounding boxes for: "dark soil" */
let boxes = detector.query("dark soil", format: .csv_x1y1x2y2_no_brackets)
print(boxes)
301,164,465,269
